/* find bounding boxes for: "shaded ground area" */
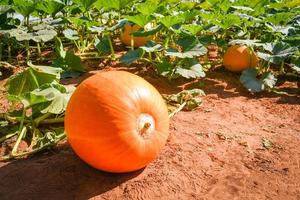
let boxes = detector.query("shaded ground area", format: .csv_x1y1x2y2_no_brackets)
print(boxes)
0,68,299,200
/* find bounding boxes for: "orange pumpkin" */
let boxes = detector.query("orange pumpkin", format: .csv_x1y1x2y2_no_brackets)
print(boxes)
223,45,259,72
120,24,152,47
65,71,169,173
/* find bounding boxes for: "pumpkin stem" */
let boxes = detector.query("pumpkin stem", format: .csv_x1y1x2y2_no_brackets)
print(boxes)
140,122,151,135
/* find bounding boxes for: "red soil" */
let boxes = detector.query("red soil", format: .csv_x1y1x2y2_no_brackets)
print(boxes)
0,68,299,200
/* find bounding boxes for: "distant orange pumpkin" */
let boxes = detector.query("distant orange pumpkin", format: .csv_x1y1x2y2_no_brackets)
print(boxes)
120,24,152,47
65,71,169,173
223,45,258,72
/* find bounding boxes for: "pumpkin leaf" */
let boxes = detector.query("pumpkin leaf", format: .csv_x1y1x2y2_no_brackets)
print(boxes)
52,50,85,73
95,36,110,54
136,0,160,15
240,68,277,93
120,49,144,65
291,58,300,74
257,42,298,64
95,0,132,11
31,84,75,114
166,44,207,58
12,0,35,17
181,24,203,35
124,14,154,28
229,39,263,47
156,60,173,77
73,0,97,12
36,0,65,17
140,41,163,52
6,63,62,95
63,29,79,40
175,58,205,79
165,89,205,111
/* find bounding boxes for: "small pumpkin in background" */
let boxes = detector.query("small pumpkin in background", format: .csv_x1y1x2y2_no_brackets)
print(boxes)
65,71,169,173
223,45,259,72
120,23,153,47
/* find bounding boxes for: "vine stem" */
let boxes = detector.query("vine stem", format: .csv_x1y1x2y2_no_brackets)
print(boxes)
40,117,65,124
0,133,66,161
169,101,187,118
107,34,115,60
11,126,27,155
0,132,18,143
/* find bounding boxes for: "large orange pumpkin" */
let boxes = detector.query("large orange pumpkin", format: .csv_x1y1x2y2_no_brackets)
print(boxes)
65,71,169,173
120,24,152,47
223,45,259,72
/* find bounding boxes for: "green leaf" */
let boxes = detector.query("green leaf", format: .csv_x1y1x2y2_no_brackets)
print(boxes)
240,68,277,93
12,0,35,17
257,42,298,64
73,0,97,12
89,26,105,33
230,6,254,12
6,63,62,95
291,58,300,73
166,89,205,111
140,41,162,52
54,37,66,58
175,58,205,79
181,24,203,35
31,84,75,114
156,60,173,77
124,14,153,28
136,0,160,15
63,29,79,40
160,15,185,28
264,12,295,26
95,0,132,11
131,25,162,37
36,0,64,17
120,49,144,65
53,50,85,73
166,44,207,58
95,36,110,54
229,39,263,47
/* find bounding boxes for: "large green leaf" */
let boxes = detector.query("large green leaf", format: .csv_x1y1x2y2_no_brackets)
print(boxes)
9,26,57,42
175,58,205,79
257,42,298,64
166,44,207,58
36,0,64,17
13,0,35,17
73,0,97,12
95,0,132,11
31,83,75,114
120,49,144,65
136,0,160,15
6,63,62,95
52,50,85,73
140,41,163,52
95,36,110,54
124,14,153,28
63,29,79,40
240,68,277,93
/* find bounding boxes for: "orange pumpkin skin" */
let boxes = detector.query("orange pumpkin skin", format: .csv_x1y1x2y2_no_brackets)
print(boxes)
223,45,259,72
120,24,152,47
65,71,169,173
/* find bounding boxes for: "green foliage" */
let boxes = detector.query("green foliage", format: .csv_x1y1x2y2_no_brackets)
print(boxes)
240,68,277,93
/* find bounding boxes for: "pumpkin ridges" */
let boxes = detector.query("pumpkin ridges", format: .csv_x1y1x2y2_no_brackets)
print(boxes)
65,71,169,173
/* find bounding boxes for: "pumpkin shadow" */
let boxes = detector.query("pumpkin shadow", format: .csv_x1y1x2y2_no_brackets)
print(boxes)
0,145,143,200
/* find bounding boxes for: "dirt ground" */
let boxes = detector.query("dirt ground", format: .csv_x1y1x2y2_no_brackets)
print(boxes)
0,67,299,200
